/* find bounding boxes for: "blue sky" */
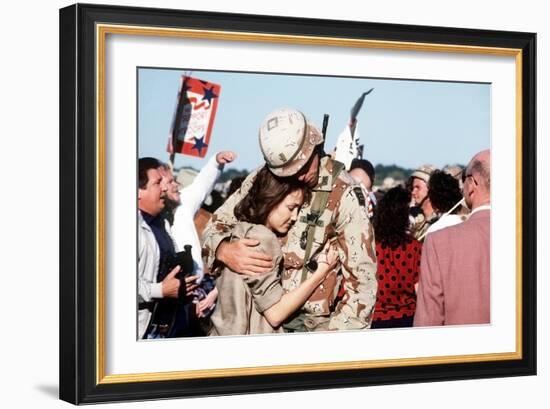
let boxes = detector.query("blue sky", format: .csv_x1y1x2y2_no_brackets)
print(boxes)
138,68,490,172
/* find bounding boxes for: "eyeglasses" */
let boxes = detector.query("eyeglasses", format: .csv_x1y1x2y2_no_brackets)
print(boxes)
461,171,478,186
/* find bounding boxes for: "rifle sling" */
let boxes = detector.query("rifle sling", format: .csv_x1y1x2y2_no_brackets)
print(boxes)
299,160,345,283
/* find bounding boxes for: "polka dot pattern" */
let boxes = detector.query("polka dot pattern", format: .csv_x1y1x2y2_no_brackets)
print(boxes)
373,239,422,322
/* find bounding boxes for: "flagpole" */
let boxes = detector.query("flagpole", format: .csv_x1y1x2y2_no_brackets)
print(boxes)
169,76,190,170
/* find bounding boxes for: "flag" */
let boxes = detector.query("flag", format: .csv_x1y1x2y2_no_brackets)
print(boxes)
334,89,373,169
334,125,360,170
167,76,221,158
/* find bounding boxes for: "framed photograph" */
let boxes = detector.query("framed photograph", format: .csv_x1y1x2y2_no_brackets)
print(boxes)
59,3,536,404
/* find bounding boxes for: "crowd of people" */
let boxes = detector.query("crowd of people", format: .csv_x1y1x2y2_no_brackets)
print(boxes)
137,107,491,339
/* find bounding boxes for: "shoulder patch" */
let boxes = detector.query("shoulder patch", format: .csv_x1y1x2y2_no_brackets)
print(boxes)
353,186,366,207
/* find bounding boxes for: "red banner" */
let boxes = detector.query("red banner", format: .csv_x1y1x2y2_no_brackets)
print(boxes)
167,76,221,158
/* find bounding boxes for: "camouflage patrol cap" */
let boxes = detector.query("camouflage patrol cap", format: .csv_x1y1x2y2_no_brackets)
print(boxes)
259,107,324,177
411,164,437,183
442,165,464,180
443,165,464,188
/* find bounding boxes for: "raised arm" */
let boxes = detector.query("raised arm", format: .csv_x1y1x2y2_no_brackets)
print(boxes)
178,151,236,217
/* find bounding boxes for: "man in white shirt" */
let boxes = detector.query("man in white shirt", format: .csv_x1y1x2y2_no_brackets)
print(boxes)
137,157,197,339
159,151,236,321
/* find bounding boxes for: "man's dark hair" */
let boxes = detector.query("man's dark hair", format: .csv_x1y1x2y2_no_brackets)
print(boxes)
234,166,310,226
202,190,225,213
373,186,412,249
138,157,162,189
350,158,375,184
428,170,463,213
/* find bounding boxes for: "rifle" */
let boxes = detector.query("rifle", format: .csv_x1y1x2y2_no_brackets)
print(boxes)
320,113,329,152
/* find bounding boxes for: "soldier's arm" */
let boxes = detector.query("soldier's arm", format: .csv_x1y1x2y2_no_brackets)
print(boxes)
329,185,378,330
201,168,272,275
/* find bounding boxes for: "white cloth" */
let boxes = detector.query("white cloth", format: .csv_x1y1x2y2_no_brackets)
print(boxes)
334,125,360,170
171,155,223,283
137,211,164,339
426,214,464,235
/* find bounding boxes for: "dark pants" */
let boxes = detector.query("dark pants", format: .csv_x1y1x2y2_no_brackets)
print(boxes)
371,314,414,329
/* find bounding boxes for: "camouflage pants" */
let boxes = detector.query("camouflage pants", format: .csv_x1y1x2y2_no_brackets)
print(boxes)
283,313,331,332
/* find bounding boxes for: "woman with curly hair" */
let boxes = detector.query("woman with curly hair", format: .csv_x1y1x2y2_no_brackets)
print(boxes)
425,170,467,236
209,166,338,336
371,186,421,328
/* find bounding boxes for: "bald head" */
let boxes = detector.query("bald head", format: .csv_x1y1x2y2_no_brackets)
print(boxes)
463,149,490,209
468,149,490,191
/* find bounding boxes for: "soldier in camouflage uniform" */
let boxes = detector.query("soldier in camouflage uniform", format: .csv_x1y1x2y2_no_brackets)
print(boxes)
202,108,378,331
409,164,439,242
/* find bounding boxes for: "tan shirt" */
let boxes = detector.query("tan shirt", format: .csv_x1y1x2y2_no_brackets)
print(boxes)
209,222,284,336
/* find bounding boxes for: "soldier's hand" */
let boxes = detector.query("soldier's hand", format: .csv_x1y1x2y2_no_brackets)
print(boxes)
217,238,273,275
216,151,237,165
161,265,181,298
184,275,199,296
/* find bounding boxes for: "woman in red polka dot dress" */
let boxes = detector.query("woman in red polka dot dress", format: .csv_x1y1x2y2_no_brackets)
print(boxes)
371,186,422,328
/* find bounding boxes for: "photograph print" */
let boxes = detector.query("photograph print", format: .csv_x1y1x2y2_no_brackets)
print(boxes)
136,67,491,340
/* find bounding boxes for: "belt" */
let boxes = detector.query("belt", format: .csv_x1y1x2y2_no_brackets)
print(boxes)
138,301,155,312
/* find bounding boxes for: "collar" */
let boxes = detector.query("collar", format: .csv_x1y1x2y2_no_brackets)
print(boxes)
138,210,151,231
425,211,439,222
313,155,335,192
139,209,162,227
470,204,491,217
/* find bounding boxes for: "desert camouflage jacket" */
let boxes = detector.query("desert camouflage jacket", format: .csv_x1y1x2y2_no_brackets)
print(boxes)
202,156,377,330
412,212,439,242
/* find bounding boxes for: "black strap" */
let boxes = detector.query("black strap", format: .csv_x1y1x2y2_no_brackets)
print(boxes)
299,160,345,283
138,301,155,312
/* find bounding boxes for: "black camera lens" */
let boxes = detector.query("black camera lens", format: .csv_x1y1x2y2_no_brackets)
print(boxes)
306,259,318,272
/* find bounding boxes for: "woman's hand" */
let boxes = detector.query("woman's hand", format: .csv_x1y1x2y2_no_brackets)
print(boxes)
315,240,339,275
196,288,218,318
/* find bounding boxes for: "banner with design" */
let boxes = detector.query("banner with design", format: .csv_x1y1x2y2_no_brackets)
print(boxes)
167,76,221,158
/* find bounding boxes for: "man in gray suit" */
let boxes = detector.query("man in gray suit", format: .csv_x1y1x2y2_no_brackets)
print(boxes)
414,150,491,326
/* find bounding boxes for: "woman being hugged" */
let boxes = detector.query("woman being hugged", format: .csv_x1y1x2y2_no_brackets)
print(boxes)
209,166,338,336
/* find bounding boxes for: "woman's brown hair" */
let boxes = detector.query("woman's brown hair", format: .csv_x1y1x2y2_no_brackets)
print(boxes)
234,166,310,225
